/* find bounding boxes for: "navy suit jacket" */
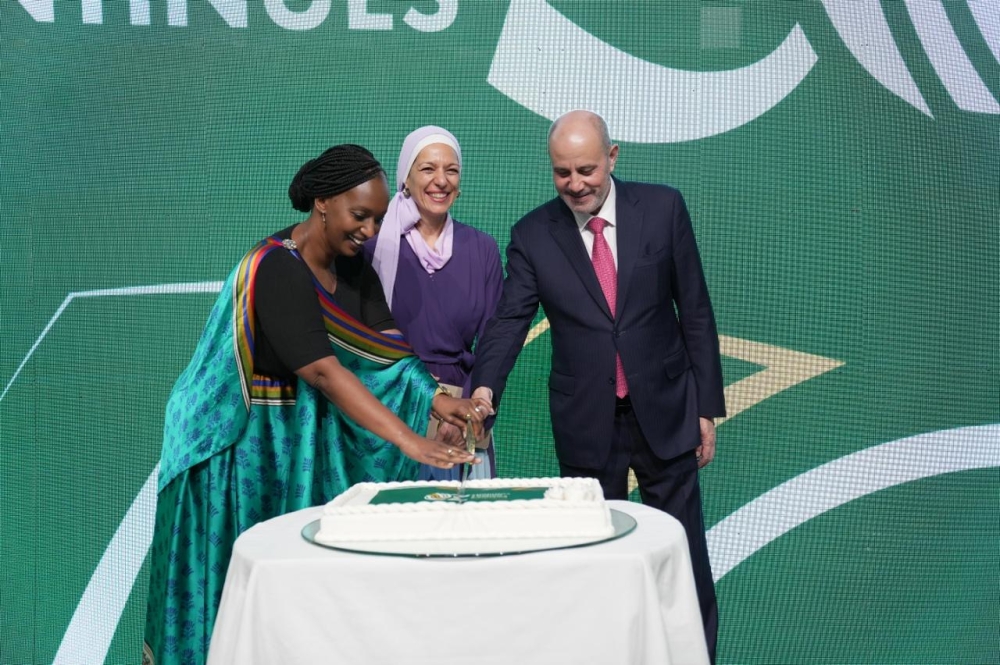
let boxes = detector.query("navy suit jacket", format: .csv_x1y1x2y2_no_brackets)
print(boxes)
473,178,726,468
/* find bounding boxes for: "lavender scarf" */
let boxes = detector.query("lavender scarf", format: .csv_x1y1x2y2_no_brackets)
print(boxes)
371,125,462,308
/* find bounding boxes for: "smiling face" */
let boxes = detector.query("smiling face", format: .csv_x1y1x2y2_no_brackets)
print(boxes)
317,174,390,257
405,143,461,223
549,115,618,215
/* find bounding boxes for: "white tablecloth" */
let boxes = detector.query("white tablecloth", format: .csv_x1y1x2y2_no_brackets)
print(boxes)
207,500,708,665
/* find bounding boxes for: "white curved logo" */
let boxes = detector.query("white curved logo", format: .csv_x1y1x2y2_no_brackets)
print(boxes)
821,0,1000,116
488,0,817,143
488,0,1000,142
707,424,1000,582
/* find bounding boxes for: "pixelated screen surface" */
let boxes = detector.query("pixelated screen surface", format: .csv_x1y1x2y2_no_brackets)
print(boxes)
1,2,997,663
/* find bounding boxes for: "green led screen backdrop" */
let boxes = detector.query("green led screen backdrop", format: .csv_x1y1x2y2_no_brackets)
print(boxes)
1,1,997,663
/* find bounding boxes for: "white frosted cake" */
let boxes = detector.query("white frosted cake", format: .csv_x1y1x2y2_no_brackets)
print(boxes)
315,477,614,549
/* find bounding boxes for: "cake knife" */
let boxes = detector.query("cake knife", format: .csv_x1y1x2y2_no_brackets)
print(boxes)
457,413,477,501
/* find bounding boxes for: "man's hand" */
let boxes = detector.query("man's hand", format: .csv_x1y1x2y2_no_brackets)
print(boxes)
471,387,495,415
695,417,716,469
431,395,487,433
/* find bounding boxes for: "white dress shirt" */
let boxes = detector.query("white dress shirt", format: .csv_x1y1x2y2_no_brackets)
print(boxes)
572,179,618,268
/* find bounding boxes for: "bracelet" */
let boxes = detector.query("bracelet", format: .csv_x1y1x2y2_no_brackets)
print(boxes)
430,385,448,421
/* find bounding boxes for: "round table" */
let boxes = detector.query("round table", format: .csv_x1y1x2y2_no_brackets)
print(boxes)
207,500,709,665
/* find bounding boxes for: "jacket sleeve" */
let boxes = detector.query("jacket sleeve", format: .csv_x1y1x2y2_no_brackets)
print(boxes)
470,222,540,408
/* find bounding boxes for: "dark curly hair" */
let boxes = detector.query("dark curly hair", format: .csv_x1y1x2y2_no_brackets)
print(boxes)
287,144,385,212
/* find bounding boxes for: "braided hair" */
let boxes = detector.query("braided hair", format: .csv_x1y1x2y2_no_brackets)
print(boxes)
288,144,385,212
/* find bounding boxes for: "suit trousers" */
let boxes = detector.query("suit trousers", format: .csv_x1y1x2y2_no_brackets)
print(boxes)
559,399,719,663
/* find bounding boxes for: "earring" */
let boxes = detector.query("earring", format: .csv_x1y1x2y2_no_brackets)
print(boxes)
456,190,462,199
402,186,411,198
321,211,327,227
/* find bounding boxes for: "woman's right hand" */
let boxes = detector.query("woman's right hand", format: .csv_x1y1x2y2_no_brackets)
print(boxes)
431,394,491,434
297,357,482,470
398,434,478,470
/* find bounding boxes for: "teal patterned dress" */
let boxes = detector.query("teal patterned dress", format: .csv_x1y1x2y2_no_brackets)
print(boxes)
143,237,437,665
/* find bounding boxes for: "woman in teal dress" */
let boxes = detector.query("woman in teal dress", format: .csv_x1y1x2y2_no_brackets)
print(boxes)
143,145,482,665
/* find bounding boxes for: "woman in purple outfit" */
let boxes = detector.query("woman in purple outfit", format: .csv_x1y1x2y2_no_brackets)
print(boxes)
368,126,503,480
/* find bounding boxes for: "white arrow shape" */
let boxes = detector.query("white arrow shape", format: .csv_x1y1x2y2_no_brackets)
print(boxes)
488,0,817,143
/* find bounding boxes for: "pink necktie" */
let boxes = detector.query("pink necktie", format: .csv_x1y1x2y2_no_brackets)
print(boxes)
587,217,628,399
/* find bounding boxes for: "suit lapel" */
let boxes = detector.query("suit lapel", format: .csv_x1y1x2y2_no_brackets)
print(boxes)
614,179,643,319
548,207,613,320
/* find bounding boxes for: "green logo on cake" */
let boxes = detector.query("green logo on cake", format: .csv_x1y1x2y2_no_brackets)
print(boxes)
372,486,550,505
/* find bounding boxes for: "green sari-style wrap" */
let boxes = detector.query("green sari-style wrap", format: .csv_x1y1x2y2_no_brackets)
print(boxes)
144,237,436,665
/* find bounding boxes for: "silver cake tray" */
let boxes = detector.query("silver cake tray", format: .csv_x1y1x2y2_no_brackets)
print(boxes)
301,508,637,558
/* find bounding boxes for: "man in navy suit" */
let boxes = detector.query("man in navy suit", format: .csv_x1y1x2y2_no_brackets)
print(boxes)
471,110,726,660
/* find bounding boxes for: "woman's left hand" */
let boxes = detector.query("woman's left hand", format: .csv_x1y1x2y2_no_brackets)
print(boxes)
434,421,464,446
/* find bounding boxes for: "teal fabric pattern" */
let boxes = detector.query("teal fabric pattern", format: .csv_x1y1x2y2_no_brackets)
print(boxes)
144,238,436,665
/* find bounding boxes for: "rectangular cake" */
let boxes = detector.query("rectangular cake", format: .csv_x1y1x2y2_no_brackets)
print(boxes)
316,477,614,545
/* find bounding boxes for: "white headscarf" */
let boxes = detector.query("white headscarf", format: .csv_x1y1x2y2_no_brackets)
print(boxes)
371,126,462,308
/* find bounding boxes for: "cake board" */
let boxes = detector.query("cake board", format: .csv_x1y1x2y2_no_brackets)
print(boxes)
301,508,637,558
